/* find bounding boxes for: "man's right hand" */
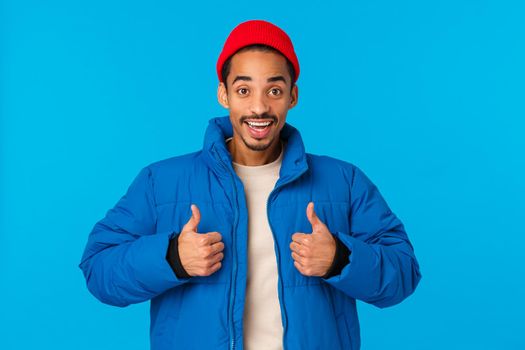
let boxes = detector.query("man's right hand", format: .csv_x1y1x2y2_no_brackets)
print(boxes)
178,204,225,277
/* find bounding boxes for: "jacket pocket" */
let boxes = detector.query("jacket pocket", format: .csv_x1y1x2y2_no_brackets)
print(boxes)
336,313,353,350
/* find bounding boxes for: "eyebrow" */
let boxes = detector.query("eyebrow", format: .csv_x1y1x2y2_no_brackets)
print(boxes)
267,75,287,84
232,76,251,85
231,75,287,85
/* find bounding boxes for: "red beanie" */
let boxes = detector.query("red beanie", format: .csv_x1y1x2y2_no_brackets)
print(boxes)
216,20,300,83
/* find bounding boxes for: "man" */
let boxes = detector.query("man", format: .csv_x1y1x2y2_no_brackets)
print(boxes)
79,19,422,350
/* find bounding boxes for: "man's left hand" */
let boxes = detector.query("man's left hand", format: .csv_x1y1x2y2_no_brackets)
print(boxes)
290,202,336,277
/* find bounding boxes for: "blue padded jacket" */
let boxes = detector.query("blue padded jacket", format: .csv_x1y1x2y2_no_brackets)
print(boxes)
79,116,422,350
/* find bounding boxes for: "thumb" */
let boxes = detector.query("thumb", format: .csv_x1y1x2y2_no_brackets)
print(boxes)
306,202,326,233
182,204,201,232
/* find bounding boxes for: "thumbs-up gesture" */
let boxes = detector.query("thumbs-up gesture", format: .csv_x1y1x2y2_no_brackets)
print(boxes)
177,204,225,277
289,202,336,277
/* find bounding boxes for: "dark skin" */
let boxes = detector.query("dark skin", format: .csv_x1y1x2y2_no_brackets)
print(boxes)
217,49,297,166
178,49,336,277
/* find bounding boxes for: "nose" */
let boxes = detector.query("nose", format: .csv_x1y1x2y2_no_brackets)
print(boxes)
249,92,270,116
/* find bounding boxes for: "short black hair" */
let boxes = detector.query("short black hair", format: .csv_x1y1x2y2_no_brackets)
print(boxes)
221,44,296,91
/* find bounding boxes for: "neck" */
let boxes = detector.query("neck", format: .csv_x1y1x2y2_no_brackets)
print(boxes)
227,136,282,166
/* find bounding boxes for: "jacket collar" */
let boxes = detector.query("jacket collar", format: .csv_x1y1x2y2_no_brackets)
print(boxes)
202,116,308,184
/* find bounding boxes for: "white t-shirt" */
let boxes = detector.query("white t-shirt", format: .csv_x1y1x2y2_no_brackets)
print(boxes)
229,138,284,350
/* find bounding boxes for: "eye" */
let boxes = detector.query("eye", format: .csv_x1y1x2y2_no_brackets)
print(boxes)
237,88,249,96
269,88,282,96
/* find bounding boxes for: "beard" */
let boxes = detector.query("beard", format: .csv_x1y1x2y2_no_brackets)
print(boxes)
240,135,274,151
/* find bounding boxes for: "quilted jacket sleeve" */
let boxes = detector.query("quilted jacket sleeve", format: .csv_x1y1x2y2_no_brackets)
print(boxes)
322,165,422,308
78,166,190,307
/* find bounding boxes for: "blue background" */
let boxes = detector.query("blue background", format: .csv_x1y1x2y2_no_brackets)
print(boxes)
1,0,524,349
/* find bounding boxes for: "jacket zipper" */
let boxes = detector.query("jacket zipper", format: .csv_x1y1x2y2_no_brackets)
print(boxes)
267,170,307,350
219,145,306,350
266,190,288,350
219,154,240,350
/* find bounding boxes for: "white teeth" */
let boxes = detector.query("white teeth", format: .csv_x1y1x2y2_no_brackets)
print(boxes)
247,121,272,127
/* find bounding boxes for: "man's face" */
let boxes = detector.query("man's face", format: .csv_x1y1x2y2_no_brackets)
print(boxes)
217,50,298,152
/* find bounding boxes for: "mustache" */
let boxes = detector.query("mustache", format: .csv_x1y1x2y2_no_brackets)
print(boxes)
240,113,277,123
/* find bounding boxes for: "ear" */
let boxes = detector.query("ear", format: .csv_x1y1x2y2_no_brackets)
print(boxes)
289,84,299,109
217,82,229,109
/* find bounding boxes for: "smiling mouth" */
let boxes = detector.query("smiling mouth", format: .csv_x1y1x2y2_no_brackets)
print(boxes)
244,120,274,129
243,119,275,139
